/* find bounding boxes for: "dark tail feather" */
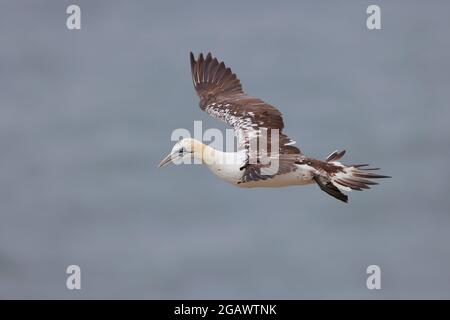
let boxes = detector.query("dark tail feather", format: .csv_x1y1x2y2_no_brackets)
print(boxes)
325,150,346,162
313,176,348,203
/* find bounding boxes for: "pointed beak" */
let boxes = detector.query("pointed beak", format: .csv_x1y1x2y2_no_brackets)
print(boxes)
158,152,178,168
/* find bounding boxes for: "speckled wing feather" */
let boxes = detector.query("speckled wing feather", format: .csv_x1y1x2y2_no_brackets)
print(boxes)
190,52,301,183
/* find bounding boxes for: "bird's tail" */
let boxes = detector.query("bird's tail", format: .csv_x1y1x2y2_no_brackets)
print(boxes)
310,150,391,203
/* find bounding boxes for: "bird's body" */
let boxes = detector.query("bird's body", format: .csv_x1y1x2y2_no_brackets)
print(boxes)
158,53,390,203
195,145,315,187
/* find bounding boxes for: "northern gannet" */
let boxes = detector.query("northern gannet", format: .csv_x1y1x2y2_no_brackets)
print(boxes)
158,52,390,203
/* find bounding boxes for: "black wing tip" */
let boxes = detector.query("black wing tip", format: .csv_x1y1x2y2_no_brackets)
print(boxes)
189,51,244,100
190,51,208,64
189,52,195,71
190,51,213,57
190,52,221,69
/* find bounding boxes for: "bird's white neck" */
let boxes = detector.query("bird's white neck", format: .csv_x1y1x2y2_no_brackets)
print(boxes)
194,143,243,167
190,141,245,183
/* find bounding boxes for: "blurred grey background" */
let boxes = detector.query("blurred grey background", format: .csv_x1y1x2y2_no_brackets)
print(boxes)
1,0,449,299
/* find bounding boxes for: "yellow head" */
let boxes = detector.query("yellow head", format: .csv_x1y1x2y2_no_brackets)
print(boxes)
158,138,209,168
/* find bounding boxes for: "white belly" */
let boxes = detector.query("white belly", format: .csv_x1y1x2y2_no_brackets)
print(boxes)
208,159,316,188
237,164,315,188
208,162,245,184
206,150,246,184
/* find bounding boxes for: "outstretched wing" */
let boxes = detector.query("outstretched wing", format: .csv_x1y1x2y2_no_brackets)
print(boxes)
190,52,301,183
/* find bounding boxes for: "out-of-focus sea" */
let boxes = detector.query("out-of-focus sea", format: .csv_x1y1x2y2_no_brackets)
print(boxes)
1,1,450,298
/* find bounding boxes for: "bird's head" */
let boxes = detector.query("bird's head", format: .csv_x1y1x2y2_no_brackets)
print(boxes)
158,138,206,168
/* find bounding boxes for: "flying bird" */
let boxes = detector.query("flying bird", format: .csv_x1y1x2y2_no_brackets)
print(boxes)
158,52,390,202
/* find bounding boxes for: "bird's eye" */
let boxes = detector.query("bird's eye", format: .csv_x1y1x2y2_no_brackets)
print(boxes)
178,147,185,155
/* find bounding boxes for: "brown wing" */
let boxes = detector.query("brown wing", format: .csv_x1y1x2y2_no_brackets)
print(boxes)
190,52,301,183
